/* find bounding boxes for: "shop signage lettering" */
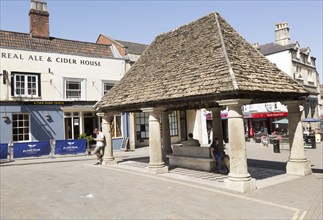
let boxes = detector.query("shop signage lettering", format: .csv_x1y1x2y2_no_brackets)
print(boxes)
1,52,101,66
13,141,51,158
32,101,67,105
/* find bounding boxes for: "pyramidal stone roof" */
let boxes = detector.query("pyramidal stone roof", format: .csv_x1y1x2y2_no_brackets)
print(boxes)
95,12,308,112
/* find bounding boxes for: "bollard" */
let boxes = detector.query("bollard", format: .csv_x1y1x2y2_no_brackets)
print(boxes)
86,139,91,155
273,139,280,153
8,141,13,161
50,139,56,158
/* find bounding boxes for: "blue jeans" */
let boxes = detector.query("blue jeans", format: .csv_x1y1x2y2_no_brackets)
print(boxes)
215,153,223,170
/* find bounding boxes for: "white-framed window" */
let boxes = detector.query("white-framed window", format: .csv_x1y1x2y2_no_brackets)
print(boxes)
102,80,117,96
12,73,40,97
64,78,85,100
169,111,178,136
103,82,114,95
64,112,80,139
12,113,30,141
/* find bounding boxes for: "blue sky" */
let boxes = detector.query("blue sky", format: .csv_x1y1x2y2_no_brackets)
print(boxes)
1,0,322,80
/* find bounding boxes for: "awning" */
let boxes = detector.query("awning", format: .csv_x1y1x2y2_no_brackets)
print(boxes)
301,117,322,122
272,118,288,124
61,105,95,112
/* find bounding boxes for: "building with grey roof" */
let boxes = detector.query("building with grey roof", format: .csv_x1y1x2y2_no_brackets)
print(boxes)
244,22,321,138
0,0,129,148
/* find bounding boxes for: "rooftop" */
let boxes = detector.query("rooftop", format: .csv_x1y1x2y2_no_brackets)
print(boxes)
95,13,308,112
0,30,113,58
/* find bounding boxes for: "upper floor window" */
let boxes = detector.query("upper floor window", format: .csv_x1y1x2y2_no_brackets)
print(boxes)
296,48,301,59
103,83,114,95
64,78,84,100
12,73,40,97
295,66,302,79
308,70,314,83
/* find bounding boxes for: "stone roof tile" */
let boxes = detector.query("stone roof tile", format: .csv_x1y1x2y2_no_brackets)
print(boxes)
95,13,308,112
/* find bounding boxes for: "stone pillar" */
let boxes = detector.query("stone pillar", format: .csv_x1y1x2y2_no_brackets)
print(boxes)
218,100,256,193
98,113,117,165
162,111,172,159
208,107,225,147
142,108,168,174
285,101,312,176
129,113,136,151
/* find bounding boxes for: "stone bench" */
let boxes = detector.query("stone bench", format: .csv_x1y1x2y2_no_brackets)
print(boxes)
168,145,216,171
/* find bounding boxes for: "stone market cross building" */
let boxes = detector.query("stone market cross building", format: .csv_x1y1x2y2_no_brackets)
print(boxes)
94,13,312,192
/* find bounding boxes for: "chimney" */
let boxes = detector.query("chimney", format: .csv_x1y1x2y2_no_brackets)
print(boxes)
252,43,260,50
29,0,49,39
275,22,290,46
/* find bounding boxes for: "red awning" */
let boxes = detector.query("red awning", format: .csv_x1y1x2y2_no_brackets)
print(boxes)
205,111,288,120
251,112,288,118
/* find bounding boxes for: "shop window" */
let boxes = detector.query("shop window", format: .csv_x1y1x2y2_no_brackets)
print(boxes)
12,113,30,141
135,112,149,139
169,111,178,136
111,115,122,138
11,73,40,97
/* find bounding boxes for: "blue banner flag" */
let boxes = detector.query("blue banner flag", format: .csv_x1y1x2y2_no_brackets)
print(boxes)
13,141,51,158
55,139,86,155
0,143,8,160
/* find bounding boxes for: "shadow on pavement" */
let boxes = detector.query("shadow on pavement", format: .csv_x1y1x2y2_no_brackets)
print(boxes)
247,158,286,171
311,168,323,174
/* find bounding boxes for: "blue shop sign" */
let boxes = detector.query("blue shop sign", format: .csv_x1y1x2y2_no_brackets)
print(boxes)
13,141,51,158
55,139,86,155
0,143,8,160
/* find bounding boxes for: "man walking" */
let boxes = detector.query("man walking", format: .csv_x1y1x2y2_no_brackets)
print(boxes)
93,128,105,165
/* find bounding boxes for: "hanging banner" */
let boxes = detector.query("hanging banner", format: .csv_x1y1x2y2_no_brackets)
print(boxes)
55,139,86,155
13,141,51,158
0,143,8,160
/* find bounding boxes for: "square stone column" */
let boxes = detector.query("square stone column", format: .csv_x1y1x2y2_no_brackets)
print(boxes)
218,99,256,193
141,108,169,174
162,111,172,159
284,101,312,176
97,113,117,165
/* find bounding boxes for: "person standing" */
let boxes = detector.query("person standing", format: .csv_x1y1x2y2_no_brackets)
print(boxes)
93,128,105,165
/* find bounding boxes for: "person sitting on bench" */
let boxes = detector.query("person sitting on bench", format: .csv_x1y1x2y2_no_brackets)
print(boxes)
182,133,200,147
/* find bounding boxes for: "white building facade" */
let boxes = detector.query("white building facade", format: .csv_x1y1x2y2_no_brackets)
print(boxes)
0,0,128,146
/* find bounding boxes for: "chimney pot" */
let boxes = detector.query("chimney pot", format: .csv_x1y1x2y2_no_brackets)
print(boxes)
275,22,290,46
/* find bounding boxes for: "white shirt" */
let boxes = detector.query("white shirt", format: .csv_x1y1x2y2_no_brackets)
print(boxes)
96,132,105,147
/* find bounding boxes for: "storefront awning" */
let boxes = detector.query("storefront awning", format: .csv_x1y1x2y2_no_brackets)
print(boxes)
61,105,95,112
